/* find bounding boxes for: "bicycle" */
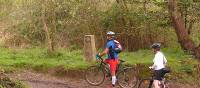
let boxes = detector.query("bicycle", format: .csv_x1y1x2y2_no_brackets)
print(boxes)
85,56,138,88
137,68,170,88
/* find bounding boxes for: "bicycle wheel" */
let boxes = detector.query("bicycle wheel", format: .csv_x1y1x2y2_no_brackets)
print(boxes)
85,66,105,86
117,67,138,88
138,79,153,88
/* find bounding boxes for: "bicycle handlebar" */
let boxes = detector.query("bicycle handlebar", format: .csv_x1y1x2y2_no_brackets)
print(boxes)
96,56,104,62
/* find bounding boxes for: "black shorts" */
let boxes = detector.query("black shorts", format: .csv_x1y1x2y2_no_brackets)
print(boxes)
154,69,165,81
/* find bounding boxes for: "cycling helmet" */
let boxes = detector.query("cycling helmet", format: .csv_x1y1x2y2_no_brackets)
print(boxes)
151,43,161,49
106,31,115,35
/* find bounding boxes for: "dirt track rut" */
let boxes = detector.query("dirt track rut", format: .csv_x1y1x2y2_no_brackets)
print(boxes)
8,71,120,88
8,71,199,88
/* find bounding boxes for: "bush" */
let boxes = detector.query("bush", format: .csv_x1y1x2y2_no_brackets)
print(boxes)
0,77,26,88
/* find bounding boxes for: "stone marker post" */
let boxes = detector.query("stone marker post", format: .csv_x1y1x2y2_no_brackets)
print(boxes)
84,35,96,61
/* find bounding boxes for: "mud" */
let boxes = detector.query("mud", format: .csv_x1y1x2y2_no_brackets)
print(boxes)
7,70,199,88
8,70,120,88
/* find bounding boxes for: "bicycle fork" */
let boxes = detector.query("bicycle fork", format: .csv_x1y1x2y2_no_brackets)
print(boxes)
149,80,153,88
103,64,111,79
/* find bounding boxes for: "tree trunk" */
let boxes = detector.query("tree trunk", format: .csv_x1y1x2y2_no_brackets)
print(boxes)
167,0,200,59
42,17,54,53
42,2,54,53
51,11,56,51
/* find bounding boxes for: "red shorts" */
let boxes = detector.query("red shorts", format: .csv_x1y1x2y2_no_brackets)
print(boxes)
104,59,119,73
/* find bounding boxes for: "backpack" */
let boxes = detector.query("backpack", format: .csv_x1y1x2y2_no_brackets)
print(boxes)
113,40,122,53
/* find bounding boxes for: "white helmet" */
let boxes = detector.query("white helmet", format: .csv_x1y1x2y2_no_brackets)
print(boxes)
106,31,115,35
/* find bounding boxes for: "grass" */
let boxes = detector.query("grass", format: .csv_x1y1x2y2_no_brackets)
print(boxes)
120,48,198,71
0,47,199,84
0,48,89,73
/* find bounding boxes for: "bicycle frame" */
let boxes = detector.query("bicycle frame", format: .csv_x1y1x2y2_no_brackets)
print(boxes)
150,73,168,88
97,57,111,77
138,69,169,88
148,76,154,88
97,57,124,77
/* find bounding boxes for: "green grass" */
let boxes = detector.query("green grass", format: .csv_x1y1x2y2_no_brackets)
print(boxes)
0,47,199,84
120,48,198,71
0,48,89,73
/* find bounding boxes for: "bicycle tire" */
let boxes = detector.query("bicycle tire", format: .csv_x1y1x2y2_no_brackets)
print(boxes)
117,67,138,88
85,66,105,86
138,79,153,88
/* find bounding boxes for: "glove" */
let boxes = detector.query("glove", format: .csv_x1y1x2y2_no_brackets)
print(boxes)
96,54,100,60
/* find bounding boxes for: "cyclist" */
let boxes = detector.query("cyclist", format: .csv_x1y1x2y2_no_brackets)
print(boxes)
96,31,121,87
149,43,167,88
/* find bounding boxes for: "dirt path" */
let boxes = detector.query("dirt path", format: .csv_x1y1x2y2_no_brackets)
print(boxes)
8,71,120,88
8,70,199,88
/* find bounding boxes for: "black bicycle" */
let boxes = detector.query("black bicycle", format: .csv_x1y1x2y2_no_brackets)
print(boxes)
85,56,138,88
138,68,170,88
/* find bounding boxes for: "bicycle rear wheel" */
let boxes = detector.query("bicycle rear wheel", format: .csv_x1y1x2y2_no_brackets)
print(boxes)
117,67,138,88
85,66,105,86
138,79,153,88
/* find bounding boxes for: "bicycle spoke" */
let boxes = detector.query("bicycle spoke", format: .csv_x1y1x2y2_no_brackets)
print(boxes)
118,67,138,88
85,66,105,86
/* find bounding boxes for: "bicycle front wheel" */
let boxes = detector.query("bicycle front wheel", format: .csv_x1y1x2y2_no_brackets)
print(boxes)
117,67,138,88
138,79,153,88
85,66,105,86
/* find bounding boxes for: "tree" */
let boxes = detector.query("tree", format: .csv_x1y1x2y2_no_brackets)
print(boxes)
167,0,200,59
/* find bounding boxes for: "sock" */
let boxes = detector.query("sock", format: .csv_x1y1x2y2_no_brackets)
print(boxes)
112,76,116,85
